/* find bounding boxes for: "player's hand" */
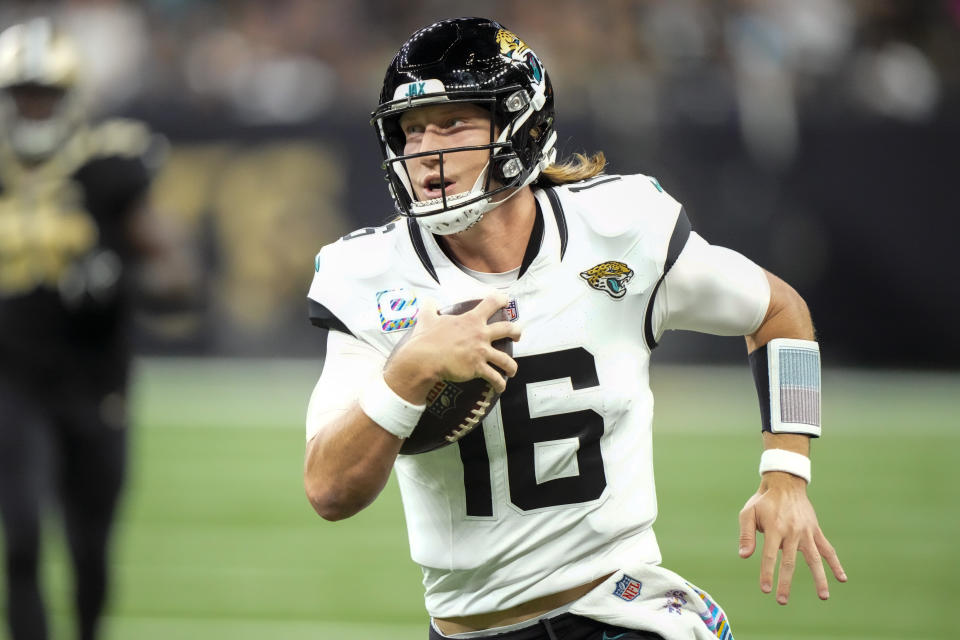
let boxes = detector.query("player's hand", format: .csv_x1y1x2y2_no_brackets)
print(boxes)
737,472,847,605
388,294,521,397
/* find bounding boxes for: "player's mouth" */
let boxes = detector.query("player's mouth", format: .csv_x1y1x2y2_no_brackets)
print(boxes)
420,175,457,200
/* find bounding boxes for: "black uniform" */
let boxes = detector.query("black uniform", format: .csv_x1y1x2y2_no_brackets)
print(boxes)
0,119,157,640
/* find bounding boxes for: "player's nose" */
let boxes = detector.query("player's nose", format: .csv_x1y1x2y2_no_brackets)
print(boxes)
416,144,443,170
417,125,449,156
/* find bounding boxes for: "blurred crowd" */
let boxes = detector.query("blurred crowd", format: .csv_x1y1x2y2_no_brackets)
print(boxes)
1,0,957,363
2,0,958,128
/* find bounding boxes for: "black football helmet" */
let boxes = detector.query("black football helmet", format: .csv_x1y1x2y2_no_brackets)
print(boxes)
372,17,557,234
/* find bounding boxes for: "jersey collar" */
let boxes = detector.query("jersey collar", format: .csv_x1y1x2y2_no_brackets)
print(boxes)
406,187,568,285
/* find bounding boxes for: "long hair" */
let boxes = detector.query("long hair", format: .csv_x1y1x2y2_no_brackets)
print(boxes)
536,151,607,187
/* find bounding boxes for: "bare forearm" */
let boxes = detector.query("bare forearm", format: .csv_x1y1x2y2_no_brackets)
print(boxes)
303,404,402,520
747,271,815,459
745,271,813,353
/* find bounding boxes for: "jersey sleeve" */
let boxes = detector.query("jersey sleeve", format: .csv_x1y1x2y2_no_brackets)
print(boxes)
307,242,374,340
307,295,352,335
306,329,385,441
306,225,401,355
650,231,771,341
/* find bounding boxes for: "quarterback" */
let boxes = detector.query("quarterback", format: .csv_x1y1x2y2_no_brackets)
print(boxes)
304,18,846,640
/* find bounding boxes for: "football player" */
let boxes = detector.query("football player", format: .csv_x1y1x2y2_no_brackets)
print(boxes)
0,18,193,640
304,17,846,640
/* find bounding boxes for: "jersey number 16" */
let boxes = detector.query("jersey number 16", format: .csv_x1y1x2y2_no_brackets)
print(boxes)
458,347,607,516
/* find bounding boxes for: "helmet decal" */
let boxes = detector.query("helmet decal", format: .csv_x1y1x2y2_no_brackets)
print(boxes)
392,78,447,102
496,29,543,83
495,29,528,56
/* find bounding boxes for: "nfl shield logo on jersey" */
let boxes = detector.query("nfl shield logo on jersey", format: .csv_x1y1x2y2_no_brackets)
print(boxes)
612,574,642,601
504,298,519,322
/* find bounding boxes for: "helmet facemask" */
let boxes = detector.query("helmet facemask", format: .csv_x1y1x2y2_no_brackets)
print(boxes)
372,18,557,236
1,84,78,162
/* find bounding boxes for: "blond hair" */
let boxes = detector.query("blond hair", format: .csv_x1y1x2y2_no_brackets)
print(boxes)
537,151,607,187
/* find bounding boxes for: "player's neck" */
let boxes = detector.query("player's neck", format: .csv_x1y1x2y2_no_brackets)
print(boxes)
438,187,536,274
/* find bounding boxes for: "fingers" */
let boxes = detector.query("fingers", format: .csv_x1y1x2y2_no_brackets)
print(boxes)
799,535,830,601
413,298,440,333
418,297,439,326
759,529,782,595
815,528,848,584
741,487,846,604
478,363,508,394
471,293,510,321
487,319,523,343
776,537,798,605
737,504,758,559
485,347,518,378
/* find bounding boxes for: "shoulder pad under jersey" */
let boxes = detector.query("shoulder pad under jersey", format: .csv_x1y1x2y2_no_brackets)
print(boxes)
307,220,403,350
555,173,691,294
560,173,680,237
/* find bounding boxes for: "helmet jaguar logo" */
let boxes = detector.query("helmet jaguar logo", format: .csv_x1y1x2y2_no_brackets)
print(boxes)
580,261,635,299
496,29,543,82
496,29,529,56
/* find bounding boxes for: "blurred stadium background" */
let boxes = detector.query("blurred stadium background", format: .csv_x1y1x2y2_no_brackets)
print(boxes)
1,0,958,638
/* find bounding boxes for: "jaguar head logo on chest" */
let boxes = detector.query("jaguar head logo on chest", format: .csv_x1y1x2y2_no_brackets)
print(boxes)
579,261,634,299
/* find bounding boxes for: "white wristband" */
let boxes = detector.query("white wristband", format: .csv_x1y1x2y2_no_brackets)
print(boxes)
359,374,425,439
759,449,811,484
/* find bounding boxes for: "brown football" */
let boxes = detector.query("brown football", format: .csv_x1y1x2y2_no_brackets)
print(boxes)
397,299,513,455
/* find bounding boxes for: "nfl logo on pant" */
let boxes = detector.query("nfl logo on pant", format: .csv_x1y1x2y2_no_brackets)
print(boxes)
613,574,642,601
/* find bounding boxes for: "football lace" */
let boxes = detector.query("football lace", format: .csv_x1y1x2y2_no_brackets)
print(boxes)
443,384,497,443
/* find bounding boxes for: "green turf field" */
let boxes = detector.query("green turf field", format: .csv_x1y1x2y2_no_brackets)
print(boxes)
5,359,958,639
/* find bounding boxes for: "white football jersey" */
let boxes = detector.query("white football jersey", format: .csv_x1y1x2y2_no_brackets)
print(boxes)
308,174,699,617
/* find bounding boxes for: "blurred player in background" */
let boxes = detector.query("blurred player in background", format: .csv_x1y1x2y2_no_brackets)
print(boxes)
0,18,193,640
304,17,845,640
